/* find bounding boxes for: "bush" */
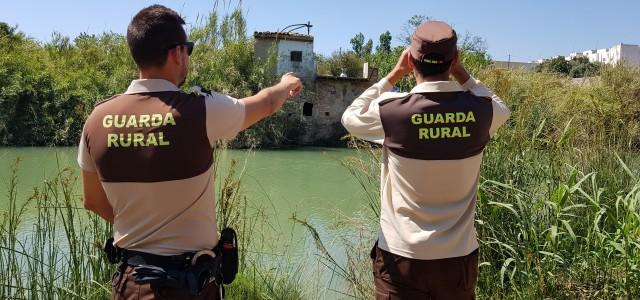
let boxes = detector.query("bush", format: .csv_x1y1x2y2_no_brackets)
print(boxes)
0,6,300,148
316,51,364,77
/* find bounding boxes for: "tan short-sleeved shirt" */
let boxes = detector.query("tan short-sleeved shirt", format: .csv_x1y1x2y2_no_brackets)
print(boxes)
78,79,245,255
342,77,510,260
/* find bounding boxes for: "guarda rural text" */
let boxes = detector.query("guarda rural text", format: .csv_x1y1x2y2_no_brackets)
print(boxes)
102,113,175,147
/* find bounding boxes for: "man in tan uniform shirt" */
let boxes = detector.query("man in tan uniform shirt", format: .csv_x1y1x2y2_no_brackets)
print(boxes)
78,5,302,299
342,21,510,299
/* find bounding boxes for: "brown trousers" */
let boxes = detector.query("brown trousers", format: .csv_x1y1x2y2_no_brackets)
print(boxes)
111,265,222,300
371,244,478,300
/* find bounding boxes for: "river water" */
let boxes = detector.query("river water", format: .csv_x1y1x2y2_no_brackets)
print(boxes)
0,147,376,297
0,147,368,223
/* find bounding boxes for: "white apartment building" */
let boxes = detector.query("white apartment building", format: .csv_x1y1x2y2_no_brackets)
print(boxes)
567,44,640,66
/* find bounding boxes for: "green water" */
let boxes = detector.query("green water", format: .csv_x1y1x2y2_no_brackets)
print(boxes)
0,147,368,223
0,147,373,292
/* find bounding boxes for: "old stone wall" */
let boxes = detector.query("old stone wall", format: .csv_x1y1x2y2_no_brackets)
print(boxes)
297,76,374,145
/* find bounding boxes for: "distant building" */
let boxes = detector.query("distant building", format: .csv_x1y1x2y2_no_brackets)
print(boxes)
254,32,316,80
566,44,640,66
253,30,377,145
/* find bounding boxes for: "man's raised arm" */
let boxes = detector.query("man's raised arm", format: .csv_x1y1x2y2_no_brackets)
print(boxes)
341,48,413,143
240,73,302,130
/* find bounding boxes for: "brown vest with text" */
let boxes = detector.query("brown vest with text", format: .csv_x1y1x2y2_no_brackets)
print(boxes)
379,91,493,160
83,92,212,182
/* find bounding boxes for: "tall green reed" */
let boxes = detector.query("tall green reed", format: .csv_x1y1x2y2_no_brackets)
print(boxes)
0,146,308,300
301,65,640,299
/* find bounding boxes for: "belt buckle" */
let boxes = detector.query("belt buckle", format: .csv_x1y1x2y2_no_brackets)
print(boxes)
191,249,216,266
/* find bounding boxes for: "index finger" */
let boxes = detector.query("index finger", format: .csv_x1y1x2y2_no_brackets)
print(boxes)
404,48,412,59
290,85,302,97
282,72,298,78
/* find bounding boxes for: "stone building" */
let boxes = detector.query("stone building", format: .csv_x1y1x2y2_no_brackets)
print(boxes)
254,31,378,145
254,32,316,80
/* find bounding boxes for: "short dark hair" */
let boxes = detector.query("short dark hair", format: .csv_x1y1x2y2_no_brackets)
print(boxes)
127,5,186,69
412,54,452,77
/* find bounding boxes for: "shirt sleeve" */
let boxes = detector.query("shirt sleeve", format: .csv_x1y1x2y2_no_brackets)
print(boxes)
205,92,246,145
341,78,394,144
461,77,511,137
77,128,97,172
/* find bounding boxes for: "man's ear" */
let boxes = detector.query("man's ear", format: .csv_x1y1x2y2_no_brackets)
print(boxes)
408,54,415,68
168,47,181,65
450,49,460,71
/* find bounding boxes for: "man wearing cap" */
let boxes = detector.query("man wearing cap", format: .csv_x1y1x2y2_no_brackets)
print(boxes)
342,21,510,299
78,5,302,299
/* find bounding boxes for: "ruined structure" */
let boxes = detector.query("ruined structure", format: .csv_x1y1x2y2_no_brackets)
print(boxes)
254,32,316,80
254,31,377,145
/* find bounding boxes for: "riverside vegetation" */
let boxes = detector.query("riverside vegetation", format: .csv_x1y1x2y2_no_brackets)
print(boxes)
0,145,308,299
2,3,640,300
0,7,298,148
325,65,640,299
3,66,639,299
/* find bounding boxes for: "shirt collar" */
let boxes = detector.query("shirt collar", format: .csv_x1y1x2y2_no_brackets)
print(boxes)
124,79,180,94
410,81,464,94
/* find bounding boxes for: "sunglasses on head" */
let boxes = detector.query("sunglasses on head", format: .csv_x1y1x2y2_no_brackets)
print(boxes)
168,41,194,56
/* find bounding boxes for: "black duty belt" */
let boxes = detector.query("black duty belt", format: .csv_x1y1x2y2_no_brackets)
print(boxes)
103,227,238,296
104,238,220,269
104,238,222,296
123,249,196,269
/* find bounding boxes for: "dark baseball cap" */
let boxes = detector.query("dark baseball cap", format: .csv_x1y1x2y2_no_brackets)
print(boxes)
410,21,457,64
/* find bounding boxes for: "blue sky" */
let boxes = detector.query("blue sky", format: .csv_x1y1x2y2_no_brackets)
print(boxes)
2,0,639,62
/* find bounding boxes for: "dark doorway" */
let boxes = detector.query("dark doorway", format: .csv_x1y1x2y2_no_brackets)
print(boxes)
303,102,313,116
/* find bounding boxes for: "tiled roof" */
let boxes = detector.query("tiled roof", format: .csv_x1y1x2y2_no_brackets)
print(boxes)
254,31,314,42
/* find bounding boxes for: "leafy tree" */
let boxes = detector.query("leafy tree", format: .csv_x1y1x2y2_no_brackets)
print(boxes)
536,56,571,75
458,33,487,53
568,56,601,78
458,33,492,75
376,31,392,54
536,56,599,78
316,51,364,77
0,22,13,35
0,22,24,43
220,7,246,45
363,38,373,57
398,15,429,46
350,33,365,58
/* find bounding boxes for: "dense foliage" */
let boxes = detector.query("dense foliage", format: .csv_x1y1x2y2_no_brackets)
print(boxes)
1,11,495,148
0,24,135,146
536,55,601,78
0,7,302,148
330,66,640,299
317,15,492,92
